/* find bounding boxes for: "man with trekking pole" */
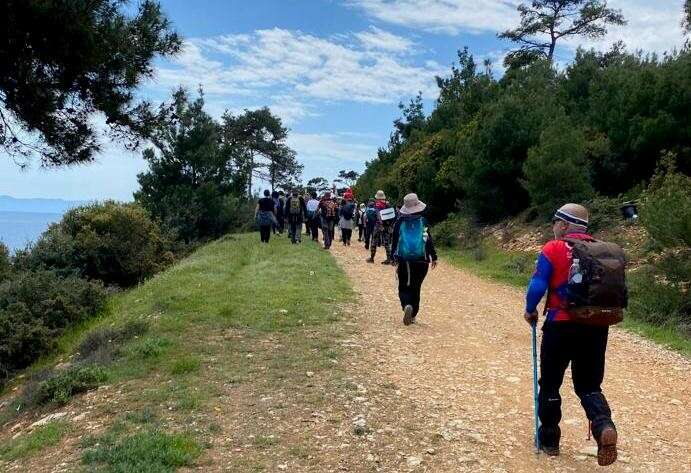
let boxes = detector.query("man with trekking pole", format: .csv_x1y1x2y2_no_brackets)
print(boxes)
523,203,627,467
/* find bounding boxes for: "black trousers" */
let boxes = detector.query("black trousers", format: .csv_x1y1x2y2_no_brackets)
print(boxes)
259,225,271,243
342,228,352,244
322,219,335,248
358,224,364,240
396,261,429,317
364,224,374,249
538,322,613,447
308,218,320,241
288,219,303,243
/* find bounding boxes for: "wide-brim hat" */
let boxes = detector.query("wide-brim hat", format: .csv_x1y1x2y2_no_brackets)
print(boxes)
375,190,386,200
400,193,426,214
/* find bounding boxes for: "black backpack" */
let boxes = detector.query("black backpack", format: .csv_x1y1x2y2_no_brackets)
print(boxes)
563,237,627,326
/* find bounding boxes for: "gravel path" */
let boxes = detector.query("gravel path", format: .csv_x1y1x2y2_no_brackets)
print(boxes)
330,241,690,472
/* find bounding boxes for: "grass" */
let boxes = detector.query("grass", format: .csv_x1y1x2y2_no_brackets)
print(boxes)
1,233,354,470
0,421,70,461
441,242,690,357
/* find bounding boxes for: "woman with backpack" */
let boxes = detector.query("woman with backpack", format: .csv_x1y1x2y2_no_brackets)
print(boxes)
255,189,277,243
391,193,437,325
339,197,356,246
285,190,307,244
318,191,339,249
356,203,365,242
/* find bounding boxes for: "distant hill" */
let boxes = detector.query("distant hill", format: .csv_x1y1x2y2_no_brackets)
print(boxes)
0,195,87,213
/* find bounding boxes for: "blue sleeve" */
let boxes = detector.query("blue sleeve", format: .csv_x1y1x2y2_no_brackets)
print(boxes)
525,253,552,313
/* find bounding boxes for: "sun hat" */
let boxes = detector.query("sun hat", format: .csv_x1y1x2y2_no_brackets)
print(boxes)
400,193,426,214
553,203,589,227
375,190,386,200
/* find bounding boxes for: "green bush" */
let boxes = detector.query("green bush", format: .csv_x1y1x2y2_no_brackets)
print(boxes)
27,201,172,287
587,194,625,234
0,270,106,383
33,365,108,405
627,265,689,329
433,215,481,249
639,155,691,248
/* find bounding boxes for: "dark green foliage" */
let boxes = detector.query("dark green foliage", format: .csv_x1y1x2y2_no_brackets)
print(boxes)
0,0,180,165
26,201,171,287
356,43,690,225
0,270,107,383
522,116,594,216
32,365,108,405
82,429,202,472
586,195,624,233
0,242,9,282
639,155,691,248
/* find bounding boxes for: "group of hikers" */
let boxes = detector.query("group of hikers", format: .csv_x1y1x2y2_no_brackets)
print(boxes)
256,191,626,467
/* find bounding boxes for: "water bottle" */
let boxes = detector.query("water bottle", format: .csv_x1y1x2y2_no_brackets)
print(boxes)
569,258,582,284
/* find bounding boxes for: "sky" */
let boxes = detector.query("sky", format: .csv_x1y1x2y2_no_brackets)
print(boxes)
1,0,687,201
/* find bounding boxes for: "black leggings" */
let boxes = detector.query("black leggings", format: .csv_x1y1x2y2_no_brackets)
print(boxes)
342,228,352,244
259,225,271,243
396,261,429,317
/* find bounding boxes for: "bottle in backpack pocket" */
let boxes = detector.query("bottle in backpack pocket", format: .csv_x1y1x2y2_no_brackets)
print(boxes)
569,258,582,284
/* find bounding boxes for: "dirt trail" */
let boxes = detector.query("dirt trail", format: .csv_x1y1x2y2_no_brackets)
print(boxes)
329,241,690,472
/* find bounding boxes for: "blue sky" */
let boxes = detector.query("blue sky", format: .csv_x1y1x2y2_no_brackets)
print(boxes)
1,0,686,200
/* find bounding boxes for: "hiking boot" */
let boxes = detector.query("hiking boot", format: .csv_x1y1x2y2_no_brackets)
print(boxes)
539,444,560,456
403,305,414,325
596,425,617,466
381,259,391,265
366,257,374,263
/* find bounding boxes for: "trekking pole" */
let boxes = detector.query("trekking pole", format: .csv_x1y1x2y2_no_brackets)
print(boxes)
531,320,541,453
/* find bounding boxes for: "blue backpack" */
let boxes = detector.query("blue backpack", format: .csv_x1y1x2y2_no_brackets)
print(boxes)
396,217,426,261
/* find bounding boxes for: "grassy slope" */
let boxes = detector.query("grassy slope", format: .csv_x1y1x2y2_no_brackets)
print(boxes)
441,244,691,357
1,233,353,470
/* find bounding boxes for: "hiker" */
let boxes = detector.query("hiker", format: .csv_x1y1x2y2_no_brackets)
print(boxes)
318,191,339,249
366,190,396,264
255,189,276,243
339,196,356,246
391,193,437,325
271,190,285,234
284,190,307,244
356,203,365,242
306,192,320,242
303,192,313,237
363,200,376,250
524,203,627,466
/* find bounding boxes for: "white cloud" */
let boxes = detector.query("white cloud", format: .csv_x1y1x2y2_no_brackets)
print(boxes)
347,0,519,35
287,132,379,179
154,28,442,108
355,26,414,52
348,0,685,55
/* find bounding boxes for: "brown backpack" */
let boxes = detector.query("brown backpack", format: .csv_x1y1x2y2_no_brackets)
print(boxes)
563,237,628,326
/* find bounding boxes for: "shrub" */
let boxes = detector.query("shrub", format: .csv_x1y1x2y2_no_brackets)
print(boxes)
27,201,172,287
627,265,689,329
0,270,106,384
33,365,109,405
639,154,691,248
587,195,625,234
433,215,480,249
75,319,150,364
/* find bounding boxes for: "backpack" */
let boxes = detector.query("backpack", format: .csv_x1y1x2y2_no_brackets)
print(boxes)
365,207,377,224
289,197,301,215
342,203,354,221
396,217,426,261
323,200,337,218
563,237,627,326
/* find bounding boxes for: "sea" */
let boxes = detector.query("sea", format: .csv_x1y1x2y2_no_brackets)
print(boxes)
0,211,63,253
